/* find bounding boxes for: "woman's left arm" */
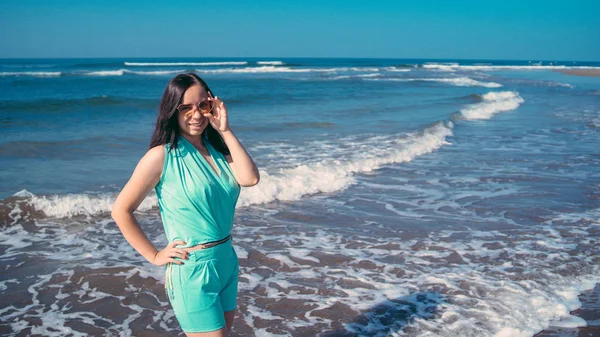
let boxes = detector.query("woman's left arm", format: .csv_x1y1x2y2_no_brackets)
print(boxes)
220,129,260,187
205,94,260,187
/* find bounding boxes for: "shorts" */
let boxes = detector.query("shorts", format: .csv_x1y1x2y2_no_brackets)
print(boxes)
164,238,239,333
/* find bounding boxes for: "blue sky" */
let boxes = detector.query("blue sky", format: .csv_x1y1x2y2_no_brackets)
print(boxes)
0,0,598,61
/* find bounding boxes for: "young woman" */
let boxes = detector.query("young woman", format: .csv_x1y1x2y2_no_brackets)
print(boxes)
112,73,259,336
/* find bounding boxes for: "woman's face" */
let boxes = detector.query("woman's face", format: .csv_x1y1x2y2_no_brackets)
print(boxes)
177,84,210,138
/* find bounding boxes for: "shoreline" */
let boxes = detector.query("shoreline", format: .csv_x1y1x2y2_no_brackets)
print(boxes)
554,69,600,77
534,283,600,336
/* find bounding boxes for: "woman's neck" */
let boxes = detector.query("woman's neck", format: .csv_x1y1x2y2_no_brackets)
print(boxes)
181,134,207,150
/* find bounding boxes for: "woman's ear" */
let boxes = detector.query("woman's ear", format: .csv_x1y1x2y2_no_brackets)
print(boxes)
207,90,214,98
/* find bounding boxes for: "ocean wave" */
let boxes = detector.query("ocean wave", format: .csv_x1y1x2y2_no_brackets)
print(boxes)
416,77,502,88
127,69,186,76
424,77,502,88
423,63,600,71
0,66,418,78
0,69,186,77
382,67,412,72
124,61,248,66
366,77,502,88
82,69,185,76
2,122,453,219
459,91,524,120
331,73,382,80
2,190,158,221
257,61,284,65
84,70,126,76
237,121,454,207
195,66,339,74
0,71,62,77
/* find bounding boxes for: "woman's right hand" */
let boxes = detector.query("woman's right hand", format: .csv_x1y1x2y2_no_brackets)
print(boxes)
152,240,189,266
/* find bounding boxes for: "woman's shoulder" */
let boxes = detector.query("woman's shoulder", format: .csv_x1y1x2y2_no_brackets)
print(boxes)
136,145,166,177
147,144,166,161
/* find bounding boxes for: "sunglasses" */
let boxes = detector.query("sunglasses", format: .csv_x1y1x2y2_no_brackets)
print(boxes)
177,99,213,117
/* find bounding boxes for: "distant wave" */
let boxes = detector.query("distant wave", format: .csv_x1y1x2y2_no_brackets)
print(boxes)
382,67,412,72
195,66,339,74
459,91,524,120
124,61,248,66
257,61,284,65
422,77,502,88
330,73,382,80
2,67,337,77
423,63,600,71
72,69,185,77
125,69,186,76
0,71,61,77
84,70,126,76
366,77,502,88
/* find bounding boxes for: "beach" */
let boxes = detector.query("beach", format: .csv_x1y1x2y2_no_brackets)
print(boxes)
1,58,599,336
555,69,600,77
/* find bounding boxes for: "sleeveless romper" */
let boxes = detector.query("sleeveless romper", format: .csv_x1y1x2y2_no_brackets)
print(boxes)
155,134,241,332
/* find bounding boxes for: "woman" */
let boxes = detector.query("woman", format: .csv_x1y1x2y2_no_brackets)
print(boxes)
112,73,260,336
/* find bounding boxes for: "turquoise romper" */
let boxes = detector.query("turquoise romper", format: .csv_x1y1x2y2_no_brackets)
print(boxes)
155,134,241,333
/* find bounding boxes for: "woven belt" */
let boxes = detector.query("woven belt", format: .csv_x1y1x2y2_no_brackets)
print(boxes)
165,234,232,293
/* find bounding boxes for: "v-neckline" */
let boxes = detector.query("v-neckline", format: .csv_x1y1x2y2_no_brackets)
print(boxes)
181,136,221,179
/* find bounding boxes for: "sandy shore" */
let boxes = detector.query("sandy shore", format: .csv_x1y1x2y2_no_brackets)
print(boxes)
554,69,600,77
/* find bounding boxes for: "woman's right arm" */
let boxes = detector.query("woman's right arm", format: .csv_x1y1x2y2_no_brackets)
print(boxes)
111,145,186,265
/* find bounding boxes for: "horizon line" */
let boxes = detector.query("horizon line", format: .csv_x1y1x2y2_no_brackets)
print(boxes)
0,56,598,63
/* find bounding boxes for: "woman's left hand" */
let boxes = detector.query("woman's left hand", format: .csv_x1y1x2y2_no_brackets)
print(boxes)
204,94,230,133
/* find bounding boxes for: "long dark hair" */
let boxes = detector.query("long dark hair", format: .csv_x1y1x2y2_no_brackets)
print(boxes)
149,73,230,155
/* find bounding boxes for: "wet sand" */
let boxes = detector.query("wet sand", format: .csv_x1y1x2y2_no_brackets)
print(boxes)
554,69,600,77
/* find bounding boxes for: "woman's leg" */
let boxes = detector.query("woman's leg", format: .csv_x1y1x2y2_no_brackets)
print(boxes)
183,310,234,337
184,328,228,337
224,309,236,336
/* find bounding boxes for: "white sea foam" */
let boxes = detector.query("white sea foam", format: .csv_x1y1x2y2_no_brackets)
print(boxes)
331,73,381,80
257,61,284,65
82,69,185,76
424,77,502,87
366,77,502,88
383,67,412,72
127,69,185,76
0,72,61,77
124,61,248,66
84,70,126,76
226,217,599,336
12,190,157,219
2,198,598,336
357,73,381,78
237,121,454,207
460,91,524,120
195,66,338,74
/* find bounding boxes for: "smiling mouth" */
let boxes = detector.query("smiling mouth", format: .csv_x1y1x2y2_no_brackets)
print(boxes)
189,120,205,127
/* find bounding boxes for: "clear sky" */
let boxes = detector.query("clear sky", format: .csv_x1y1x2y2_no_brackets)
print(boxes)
0,0,598,61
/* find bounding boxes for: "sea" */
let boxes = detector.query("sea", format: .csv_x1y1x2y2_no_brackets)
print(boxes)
0,58,599,337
